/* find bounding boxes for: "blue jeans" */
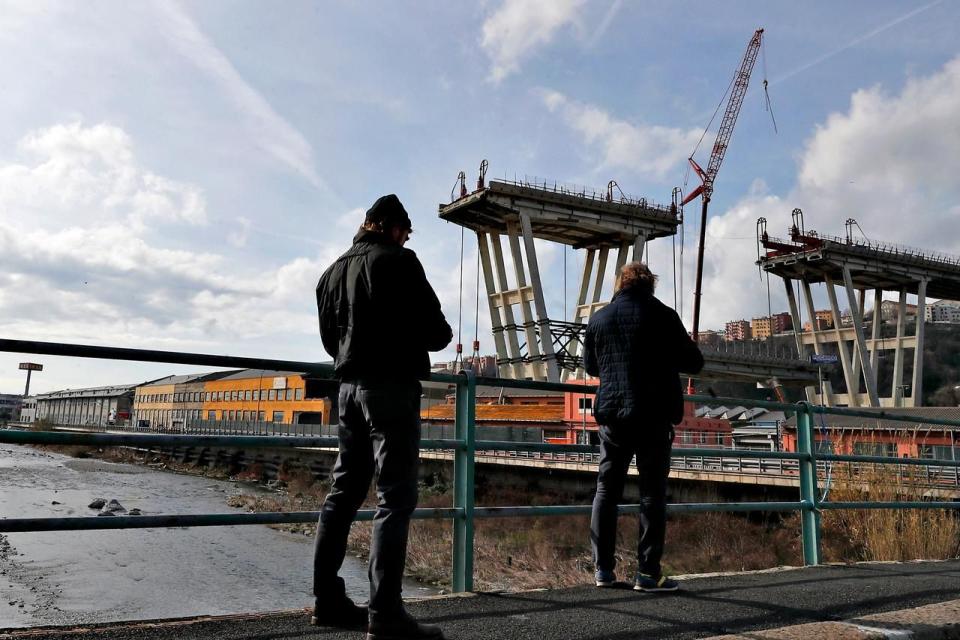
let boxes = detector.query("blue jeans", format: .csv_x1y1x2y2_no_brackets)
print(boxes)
590,422,673,577
313,379,421,618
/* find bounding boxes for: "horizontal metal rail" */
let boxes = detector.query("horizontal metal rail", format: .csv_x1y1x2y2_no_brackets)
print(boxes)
0,503,807,533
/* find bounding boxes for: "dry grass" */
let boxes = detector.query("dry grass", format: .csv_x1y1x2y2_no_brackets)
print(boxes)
820,461,960,562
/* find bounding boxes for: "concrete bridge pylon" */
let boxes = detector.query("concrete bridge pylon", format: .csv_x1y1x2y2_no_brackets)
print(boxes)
439,164,680,383
758,210,960,407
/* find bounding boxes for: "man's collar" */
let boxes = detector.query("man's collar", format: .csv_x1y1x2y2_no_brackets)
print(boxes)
353,229,391,245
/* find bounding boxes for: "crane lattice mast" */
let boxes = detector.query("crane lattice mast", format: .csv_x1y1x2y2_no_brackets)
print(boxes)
684,27,765,343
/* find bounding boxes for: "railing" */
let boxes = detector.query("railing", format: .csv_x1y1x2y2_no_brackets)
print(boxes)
1,338,959,594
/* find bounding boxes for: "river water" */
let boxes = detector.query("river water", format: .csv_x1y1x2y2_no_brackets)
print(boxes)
0,444,435,629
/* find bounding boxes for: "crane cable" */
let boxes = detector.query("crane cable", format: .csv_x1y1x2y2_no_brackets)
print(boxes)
455,224,465,368
762,37,778,134
473,243,481,361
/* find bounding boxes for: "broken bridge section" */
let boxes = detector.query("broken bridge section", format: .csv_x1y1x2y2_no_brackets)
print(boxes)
759,210,960,407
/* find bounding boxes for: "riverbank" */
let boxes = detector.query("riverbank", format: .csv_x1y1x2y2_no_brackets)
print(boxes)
1,444,399,629
28,443,960,592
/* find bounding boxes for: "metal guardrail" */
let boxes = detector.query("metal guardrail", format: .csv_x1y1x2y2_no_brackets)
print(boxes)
1,338,959,594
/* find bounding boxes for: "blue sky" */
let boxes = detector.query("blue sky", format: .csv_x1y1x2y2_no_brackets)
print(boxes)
1,0,959,393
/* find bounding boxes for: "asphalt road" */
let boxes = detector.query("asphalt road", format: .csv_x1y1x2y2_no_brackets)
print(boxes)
2,561,960,640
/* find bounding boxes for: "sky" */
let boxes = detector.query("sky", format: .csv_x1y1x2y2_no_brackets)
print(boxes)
1,0,959,394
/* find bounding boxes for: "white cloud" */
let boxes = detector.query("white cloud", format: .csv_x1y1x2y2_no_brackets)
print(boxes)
151,1,327,192
695,55,960,331
481,0,586,82
0,121,333,362
540,90,705,181
0,122,206,231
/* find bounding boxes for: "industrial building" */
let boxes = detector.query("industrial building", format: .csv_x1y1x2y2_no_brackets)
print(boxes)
781,407,959,460
18,396,37,423
34,385,135,427
133,372,238,431
199,369,337,426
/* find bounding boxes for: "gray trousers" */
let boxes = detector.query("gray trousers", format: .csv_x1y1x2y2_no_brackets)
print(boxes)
590,422,674,577
313,379,421,618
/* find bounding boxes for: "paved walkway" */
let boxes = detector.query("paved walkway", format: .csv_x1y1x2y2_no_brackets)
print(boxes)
2,561,959,640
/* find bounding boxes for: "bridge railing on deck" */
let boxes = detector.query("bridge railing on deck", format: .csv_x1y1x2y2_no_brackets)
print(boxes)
1,338,959,594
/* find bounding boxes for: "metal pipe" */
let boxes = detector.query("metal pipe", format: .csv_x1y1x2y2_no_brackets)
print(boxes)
452,371,477,593
796,408,821,565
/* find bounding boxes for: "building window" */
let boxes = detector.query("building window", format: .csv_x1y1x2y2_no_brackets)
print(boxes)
207,410,215,420
258,411,265,421
285,389,293,401
244,390,252,401
577,397,592,411
252,390,259,401
272,411,284,423
853,442,896,457
815,439,834,454
295,388,303,401
268,390,276,401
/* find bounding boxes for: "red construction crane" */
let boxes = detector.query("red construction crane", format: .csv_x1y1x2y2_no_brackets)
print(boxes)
684,28,765,343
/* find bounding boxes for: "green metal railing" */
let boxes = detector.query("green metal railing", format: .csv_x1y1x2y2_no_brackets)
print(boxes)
1,338,959,593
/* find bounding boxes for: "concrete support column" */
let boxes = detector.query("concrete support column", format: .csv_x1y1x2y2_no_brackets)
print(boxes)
842,266,880,407
519,213,560,382
912,278,928,407
891,288,908,407
784,277,820,403
506,220,545,379
632,231,647,263
824,276,859,407
477,232,518,378
870,288,883,386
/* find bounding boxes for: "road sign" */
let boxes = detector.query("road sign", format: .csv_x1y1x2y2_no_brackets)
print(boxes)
19,362,43,371
809,354,838,365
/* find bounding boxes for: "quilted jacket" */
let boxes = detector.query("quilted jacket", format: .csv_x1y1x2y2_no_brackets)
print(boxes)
316,230,452,381
583,286,704,425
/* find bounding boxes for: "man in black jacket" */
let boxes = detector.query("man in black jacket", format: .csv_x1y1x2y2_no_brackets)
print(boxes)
583,262,703,593
313,194,452,640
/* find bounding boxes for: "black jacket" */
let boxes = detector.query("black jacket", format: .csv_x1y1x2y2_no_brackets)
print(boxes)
583,287,704,425
316,230,452,381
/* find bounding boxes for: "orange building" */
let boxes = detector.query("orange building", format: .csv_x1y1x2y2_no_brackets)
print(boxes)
200,369,336,426
781,408,959,459
560,379,732,446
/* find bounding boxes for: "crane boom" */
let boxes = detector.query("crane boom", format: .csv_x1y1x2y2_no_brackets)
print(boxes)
685,28,765,347
682,28,764,206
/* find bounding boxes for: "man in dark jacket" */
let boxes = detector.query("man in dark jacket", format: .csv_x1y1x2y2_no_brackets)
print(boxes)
583,262,703,592
313,194,452,640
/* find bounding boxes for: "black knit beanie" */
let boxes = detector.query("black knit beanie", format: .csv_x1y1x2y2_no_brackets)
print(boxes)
365,194,412,230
